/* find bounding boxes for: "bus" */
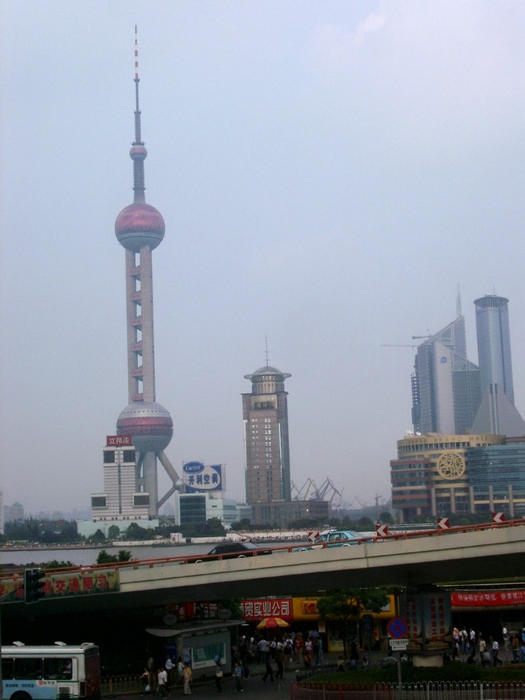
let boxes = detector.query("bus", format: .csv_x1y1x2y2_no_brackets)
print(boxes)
1,643,100,700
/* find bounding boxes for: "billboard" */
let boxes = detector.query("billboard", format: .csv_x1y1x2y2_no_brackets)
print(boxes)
183,462,224,492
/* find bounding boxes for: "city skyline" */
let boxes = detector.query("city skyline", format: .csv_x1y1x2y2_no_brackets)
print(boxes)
2,1,525,514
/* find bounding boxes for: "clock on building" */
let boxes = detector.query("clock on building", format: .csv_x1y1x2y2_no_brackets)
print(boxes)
437,452,465,479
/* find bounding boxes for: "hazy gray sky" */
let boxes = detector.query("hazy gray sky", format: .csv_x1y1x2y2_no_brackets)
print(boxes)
2,0,525,515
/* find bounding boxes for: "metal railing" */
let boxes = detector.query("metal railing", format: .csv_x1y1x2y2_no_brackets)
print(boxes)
291,681,525,700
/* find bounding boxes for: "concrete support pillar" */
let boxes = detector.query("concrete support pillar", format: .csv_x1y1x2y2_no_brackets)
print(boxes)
450,487,456,514
430,487,437,516
469,486,475,514
508,484,514,518
489,485,494,512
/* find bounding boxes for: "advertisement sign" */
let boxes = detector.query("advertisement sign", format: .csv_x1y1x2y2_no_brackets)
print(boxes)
242,598,292,621
183,462,223,492
107,435,133,447
451,590,525,607
0,570,120,603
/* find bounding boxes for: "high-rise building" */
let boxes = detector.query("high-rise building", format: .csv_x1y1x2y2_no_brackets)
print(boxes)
411,316,480,435
472,295,525,435
89,29,180,520
242,365,292,505
474,295,514,403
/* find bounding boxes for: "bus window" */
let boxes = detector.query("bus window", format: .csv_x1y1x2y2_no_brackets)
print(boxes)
15,657,43,679
2,658,14,680
44,657,73,680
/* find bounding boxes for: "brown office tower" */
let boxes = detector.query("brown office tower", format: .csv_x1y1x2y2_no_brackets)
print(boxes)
242,365,292,506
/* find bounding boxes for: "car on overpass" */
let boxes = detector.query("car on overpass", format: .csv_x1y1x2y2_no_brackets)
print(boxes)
194,541,273,562
293,529,365,551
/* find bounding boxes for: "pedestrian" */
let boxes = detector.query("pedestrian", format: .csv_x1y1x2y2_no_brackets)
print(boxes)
512,634,520,662
262,654,274,682
491,638,502,666
140,668,152,695
349,640,359,669
214,656,223,693
157,667,168,696
283,638,293,669
233,660,244,693
257,637,269,663
165,657,174,689
176,657,184,687
274,642,284,679
182,662,192,695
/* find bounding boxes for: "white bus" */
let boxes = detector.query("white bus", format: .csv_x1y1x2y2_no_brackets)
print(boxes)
1,643,100,700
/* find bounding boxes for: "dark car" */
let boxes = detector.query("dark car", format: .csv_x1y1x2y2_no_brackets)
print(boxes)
195,541,272,562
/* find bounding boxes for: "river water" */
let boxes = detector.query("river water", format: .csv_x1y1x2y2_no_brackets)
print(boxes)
0,544,213,568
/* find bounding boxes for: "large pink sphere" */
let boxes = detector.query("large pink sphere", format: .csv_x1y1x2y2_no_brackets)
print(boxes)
115,202,165,252
117,401,173,453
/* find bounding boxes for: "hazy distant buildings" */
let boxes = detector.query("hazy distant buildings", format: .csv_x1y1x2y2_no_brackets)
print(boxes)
243,365,292,505
411,315,480,435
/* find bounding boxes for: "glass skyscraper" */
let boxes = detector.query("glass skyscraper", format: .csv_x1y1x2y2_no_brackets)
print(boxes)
474,295,515,404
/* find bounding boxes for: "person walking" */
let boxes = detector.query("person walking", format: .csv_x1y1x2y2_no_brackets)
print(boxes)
157,667,168,697
262,654,274,682
140,668,152,695
182,662,192,695
214,657,223,693
233,661,244,693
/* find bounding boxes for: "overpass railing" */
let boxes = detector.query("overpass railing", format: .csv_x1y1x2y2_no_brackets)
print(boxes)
2,517,525,582
291,681,525,700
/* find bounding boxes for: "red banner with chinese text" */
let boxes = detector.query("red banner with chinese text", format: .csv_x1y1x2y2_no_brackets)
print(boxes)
451,590,525,607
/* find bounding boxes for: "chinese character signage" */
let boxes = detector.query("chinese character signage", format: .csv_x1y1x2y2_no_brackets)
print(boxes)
241,598,293,621
0,569,120,603
107,434,133,447
183,462,223,492
451,590,525,607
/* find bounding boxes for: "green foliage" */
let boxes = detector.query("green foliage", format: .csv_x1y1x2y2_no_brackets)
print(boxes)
317,588,389,658
230,519,253,531
5,518,81,544
206,518,226,536
41,560,74,569
96,549,132,564
125,522,154,540
87,529,107,544
107,525,121,540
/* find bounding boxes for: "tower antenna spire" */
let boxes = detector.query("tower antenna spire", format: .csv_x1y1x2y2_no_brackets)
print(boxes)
130,25,147,203
265,336,270,367
456,284,462,317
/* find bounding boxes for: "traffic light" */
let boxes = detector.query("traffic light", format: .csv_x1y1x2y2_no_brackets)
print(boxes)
24,567,46,603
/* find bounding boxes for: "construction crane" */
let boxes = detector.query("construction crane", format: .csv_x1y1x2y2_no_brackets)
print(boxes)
380,344,417,348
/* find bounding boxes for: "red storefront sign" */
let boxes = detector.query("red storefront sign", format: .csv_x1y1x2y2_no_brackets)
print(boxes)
451,590,525,607
241,598,293,621
106,434,133,447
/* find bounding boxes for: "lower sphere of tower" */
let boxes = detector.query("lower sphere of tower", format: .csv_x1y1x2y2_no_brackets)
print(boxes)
116,401,173,452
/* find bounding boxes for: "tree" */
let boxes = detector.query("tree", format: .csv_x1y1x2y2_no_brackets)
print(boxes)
125,522,152,540
96,549,132,564
206,518,226,536
316,588,389,658
108,525,121,540
88,529,107,544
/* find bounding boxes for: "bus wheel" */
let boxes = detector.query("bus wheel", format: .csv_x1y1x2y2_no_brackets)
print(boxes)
11,692,32,700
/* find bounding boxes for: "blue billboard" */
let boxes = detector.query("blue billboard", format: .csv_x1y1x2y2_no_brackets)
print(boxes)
182,462,224,492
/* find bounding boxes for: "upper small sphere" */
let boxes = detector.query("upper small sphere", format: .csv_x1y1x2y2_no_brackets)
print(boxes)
115,202,165,252
130,144,148,160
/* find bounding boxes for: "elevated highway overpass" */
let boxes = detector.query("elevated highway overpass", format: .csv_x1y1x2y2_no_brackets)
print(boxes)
3,520,525,617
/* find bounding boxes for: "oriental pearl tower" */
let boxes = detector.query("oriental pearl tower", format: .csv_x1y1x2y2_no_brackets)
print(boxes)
114,28,179,516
